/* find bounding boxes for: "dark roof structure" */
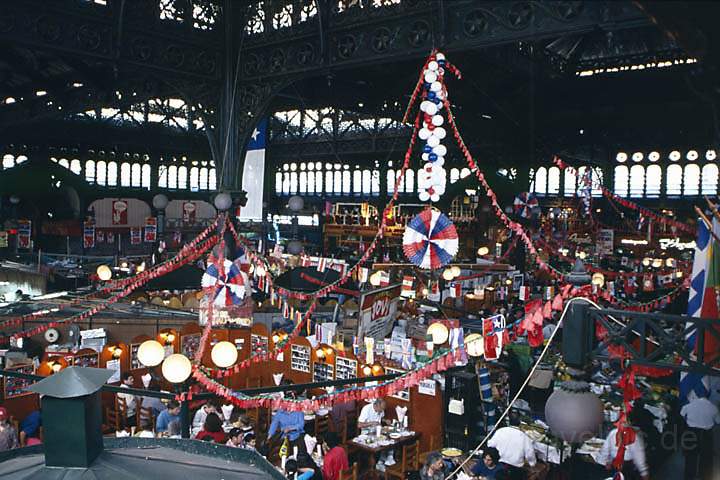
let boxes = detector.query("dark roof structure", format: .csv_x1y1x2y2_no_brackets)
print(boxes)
28,366,113,398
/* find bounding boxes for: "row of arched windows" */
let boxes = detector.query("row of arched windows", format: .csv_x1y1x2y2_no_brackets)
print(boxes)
2,154,28,170
530,166,604,197
158,164,217,191
613,163,719,197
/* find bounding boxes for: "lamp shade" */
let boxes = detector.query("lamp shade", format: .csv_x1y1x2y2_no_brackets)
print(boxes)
545,381,603,443
442,268,454,281
652,258,662,268
477,246,489,256
591,272,605,287
96,265,112,281
464,333,484,357
288,195,304,212
369,271,382,286
137,340,165,367
427,322,449,345
214,192,232,211
161,354,192,383
211,341,238,368
450,266,461,278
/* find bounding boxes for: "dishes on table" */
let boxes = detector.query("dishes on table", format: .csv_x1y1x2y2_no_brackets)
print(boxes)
441,448,462,457
389,433,402,440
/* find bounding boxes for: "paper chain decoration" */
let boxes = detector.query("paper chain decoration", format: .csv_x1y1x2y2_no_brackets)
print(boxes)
402,209,459,269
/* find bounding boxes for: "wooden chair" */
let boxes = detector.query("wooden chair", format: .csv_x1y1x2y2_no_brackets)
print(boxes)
315,412,331,437
136,403,156,431
339,462,358,480
418,434,438,465
384,441,419,480
104,396,128,432
336,415,349,443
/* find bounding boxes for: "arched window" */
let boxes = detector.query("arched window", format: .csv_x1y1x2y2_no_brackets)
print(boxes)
333,170,342,194
629,165,644,198
386,169,395,193
15,155,27,165
199,167,208,190
290,171,298,193
702,163,719,195
666,164,682,196
282,172,290,194
141,164,151,188
85,160,95,183
353,170,362,195
299,170,307,194
591,168,603,197
372,170,380,194
614,165,628,197
70,159,82,175
158,166,168,188
342,170,351,194
315,170,323,194
307,169,316,194
107,161,118,186
275,172,283,193
190,166,199,191
208,167,217,190
168,165,178,189
177,166,188,189
528,168,535,192
2,154,13,169
120,162,131,186
547,167,560,195
684,164,700,196
450,168,460,184
645,165,662,198
564,168,577,197
405,169,414,193
96,160,107,185
534,167,547,195
362,170,371,194
460,168,471,179
59,158,70,169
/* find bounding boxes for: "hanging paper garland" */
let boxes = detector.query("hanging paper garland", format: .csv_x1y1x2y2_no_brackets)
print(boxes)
513,192,540,219
201,256,248,306
417,53,448,203
403,209,459,269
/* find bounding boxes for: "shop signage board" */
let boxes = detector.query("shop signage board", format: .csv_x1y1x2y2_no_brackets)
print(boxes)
357,284,401,340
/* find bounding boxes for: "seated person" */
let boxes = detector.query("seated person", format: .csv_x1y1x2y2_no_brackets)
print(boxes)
243,432,257,451
167,420,182,439
420,451,447,480
139,379,167,417
285,458,313,480
358,399,387,430
19,410,41,447
156,400,181,434
226,427,243,447
117,372,138,427
471,447,505,479
296,452,323,479
192,400,218,430
322,432,349,480
195,412,226,443
487,412,536,478
236,414,254,436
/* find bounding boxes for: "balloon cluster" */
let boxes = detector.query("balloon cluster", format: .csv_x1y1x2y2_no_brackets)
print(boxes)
417,52,448,203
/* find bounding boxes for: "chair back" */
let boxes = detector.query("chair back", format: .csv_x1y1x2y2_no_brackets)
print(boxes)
137,405,156,430
402,442,420,471
315,413,331,437
339,462,358,480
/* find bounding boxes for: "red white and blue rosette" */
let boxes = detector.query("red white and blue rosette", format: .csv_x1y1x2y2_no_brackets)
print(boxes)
513,192,540,219
402,210,459,269
201,255,248,306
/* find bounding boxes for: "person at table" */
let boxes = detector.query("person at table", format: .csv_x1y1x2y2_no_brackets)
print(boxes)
471,447,506,479
420,451,448,480
195,412,226,443
0,407,18,451
598,417,649,480
358,398,387,430
19,410,41,447
156,400,181,434
226,427,243,447
268,406,306,447
117,372,138,427
322,432,349,480
486,412,536,479
140,378,167,417
192,400,218,430
285,458,313,480
243,432,257,451
297,452,323,479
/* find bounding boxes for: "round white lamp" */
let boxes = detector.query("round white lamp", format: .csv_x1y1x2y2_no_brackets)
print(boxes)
442,268,454,281
137,340,165,367
427,322,449,345
464,333,484,357
591,272,605,287
152,193,169,210
477,246,489,256
214,192,232,211
96,265,112,281
161,354,192,383
211,341,238,368
451,266,461,278
288,195,304,212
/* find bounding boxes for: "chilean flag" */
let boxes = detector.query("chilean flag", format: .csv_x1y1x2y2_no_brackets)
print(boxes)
239,119,267,222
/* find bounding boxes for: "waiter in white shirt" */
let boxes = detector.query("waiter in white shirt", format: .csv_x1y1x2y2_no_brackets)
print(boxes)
487,412,536,479
680,396,720,480
598,422,649,480
117,372,137,428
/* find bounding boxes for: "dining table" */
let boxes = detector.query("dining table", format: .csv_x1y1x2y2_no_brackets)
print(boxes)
348,429,419,479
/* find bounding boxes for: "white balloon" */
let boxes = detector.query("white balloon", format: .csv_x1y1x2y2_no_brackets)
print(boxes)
435,101,443,110
420,101,432,112
430,193,440,202
418,128,430,140
436,53,446,61
427,136,440,147
422,153,430,161
433,144,447,157
435,183,446,194
419,191,430,202
425,103,438,115
424,71,438,83
432,115,444,126
434,127,446,139
434,157,445,167
435,89,445,100
427,61,439,72
430,81,442,92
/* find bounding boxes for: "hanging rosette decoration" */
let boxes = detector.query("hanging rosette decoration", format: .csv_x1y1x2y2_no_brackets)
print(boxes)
201,254,248,305
403,209,459,269
417,53,448,202
513,192,540,219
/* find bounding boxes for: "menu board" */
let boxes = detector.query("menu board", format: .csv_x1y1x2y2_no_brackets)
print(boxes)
386,367,410,401
73,352,99,368
335,356,358,381
251,334,268,356
290,344,311,373
313,361,334,382
130,343,142,370
181,333,201,360
3,364,35,399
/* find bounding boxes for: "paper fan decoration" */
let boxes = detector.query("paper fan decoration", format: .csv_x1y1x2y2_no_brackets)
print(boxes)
403,210,459,269
513,192,540,218
201,255,248,306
